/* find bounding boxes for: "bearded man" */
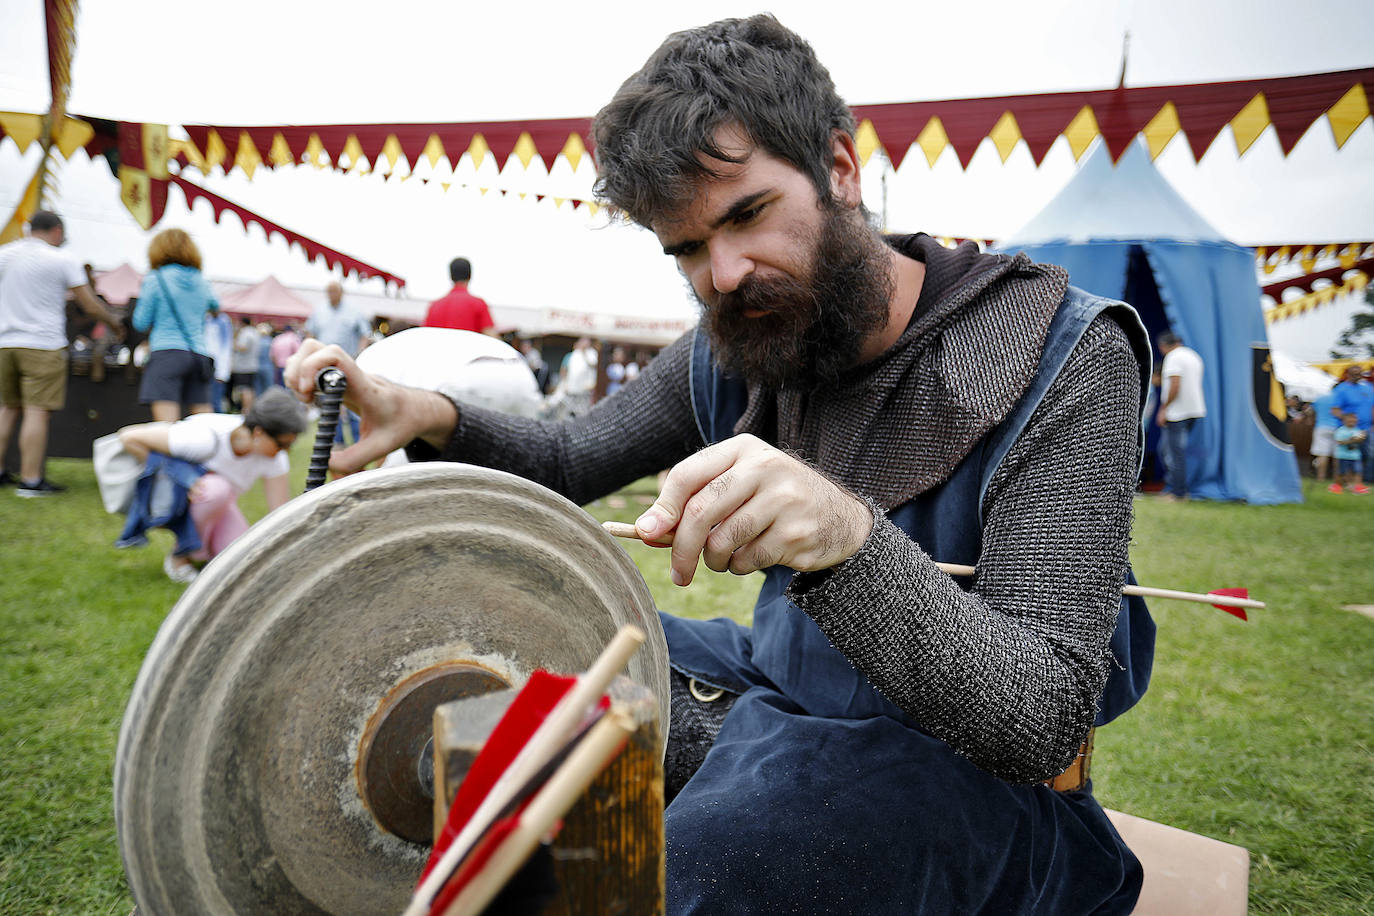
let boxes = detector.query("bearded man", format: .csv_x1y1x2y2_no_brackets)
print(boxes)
289,14,1154,913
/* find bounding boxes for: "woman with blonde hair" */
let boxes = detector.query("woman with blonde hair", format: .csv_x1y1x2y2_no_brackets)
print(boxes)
132,228,218,421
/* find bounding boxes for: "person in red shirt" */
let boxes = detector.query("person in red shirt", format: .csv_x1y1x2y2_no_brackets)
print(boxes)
424,258,495,334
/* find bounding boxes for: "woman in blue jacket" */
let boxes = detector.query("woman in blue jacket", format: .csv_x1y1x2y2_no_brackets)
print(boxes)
132,229,217,422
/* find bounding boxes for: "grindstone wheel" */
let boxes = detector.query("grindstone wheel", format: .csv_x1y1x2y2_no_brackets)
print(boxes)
115,463,668,915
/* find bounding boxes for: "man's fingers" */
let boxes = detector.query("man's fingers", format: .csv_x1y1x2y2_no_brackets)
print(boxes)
285,341,351,402
635,438,745,538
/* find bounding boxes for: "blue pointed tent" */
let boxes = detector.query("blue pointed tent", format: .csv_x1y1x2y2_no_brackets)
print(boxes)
999,140,1301,504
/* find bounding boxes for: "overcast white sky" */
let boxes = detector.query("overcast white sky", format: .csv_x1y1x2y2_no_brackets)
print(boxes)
1,0,1372,316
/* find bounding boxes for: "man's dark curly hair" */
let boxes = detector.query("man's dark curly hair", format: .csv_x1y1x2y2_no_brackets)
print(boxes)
591,14,855,229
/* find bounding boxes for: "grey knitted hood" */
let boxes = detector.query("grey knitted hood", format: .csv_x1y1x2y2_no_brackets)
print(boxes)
735,233,1068,510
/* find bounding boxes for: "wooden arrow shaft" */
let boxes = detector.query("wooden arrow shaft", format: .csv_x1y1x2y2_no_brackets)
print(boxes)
600,522,1265,610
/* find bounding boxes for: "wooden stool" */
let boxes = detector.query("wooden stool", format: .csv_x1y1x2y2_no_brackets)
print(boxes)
1104,809,1250,915
433,677,665,915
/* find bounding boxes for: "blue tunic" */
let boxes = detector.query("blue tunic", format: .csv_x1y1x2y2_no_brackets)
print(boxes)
661,286,1154,914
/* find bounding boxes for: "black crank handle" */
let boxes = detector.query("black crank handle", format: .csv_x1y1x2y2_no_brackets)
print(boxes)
305,367,347,493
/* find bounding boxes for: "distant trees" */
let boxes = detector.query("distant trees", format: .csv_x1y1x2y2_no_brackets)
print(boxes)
1330,286,1374,359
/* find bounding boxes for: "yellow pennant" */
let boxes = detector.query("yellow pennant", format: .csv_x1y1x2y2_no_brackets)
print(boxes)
1,168,43,244
1142,102,1181,160
422,133,446,169
560,133,586,172
204,129,228,173
988,111,1022,163
1298,245,1316,274
1063,106,1100,162
915,116,949,167
380,134,404,173
304,133,328,169
340,134,367,173
54,117,93,159
467,134,491,170
1327,82,1370,149
268,132,294,167
169,138,206,174
512,131,538,169
234,132,263,179
118,166,153,230
1230,93,1270,156
854,118,883,166
0,112,43,153
143,123,170,179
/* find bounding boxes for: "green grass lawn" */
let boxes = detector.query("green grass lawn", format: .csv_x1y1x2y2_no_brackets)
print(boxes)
1,453,1371,913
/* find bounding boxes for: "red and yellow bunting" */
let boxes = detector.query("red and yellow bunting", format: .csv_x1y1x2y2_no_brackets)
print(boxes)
165,68,1371,181
1264,271,1369,324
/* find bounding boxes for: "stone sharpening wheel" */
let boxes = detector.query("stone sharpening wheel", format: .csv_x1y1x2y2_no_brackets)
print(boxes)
115,463,669,915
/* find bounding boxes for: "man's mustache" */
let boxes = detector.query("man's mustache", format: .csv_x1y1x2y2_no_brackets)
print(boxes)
708,275,814,318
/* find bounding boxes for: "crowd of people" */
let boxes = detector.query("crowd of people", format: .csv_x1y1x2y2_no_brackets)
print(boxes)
1290,364,1374,493
0,214,661,583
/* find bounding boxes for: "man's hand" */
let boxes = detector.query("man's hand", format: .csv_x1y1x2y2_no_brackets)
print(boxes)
635,433,873,586
284,339,458,476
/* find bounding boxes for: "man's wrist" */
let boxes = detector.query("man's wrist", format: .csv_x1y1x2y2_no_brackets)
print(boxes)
412,389,459,450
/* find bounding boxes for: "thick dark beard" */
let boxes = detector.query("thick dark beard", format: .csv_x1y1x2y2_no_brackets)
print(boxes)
697,203,894,390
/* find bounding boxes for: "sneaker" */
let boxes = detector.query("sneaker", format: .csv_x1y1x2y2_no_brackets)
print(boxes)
1328,483,1344,494
1353,484,1370,495
163,554,199,584
16,478,66,498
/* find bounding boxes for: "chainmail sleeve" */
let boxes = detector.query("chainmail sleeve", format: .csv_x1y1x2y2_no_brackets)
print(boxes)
425,332,703,505
787,314,1142,784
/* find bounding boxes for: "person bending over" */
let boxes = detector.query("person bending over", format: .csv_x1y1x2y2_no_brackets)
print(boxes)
119,387,306,582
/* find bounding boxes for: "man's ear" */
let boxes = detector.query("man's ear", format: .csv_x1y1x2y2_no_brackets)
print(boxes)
829,130,863,208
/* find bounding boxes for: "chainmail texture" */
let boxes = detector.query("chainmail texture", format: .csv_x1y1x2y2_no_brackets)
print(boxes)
426,238,1142,785
663,670,738,805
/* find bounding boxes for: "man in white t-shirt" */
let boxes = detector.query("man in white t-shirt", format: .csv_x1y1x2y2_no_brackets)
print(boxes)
0,211,123,496
1156,331,1206,501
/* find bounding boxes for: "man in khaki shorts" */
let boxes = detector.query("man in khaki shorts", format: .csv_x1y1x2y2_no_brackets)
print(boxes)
0,211,122,496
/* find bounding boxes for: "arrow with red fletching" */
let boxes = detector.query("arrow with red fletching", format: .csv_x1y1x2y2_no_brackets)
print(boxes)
601,522,1265,619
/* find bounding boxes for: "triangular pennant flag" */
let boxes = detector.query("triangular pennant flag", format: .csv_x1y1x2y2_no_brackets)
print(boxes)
1063,106,1100,161
560,133,586,172
1142,102,1181,160
54,116,94,159
854,118,883,166
988,110,1023,163
1327,82,1371,149
1230,93,1271,156
0,112,43,153
915,116,949,168
268,132,294,167
204,129,228,173
512,132,539,170
467,134,491,170
422,133,447,169
233,131,263,180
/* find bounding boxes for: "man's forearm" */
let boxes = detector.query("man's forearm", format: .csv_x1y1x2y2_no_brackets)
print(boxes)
73,285,121,330
429,333,701,505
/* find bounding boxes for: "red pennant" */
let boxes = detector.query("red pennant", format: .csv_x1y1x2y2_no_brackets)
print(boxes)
1208,588,1250,621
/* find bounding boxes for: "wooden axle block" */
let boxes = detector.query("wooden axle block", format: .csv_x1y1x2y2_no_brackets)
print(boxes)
433,676,665,915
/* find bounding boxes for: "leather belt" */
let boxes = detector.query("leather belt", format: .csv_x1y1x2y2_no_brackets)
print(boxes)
1044,728,1094,793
